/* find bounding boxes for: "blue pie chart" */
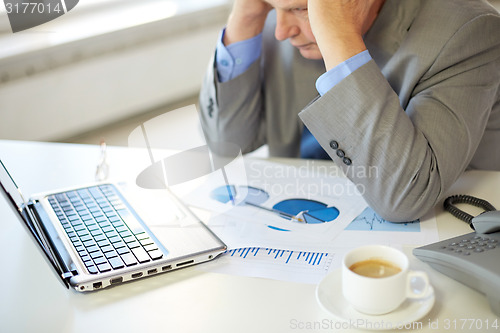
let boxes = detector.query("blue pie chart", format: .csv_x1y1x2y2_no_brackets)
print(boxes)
210,185,269,205
272,199,340,224
211,186,339,224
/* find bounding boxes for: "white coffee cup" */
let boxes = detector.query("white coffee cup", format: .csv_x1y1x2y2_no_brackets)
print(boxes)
342,245,430,315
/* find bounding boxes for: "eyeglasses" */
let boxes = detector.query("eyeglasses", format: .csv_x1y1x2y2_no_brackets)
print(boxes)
95,140,109,182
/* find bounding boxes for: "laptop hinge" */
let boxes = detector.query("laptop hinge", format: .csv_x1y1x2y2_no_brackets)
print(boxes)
28,202,78,288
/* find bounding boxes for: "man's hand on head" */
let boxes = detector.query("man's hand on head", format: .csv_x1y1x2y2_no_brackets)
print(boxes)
224,0,273,46
308,0,385,70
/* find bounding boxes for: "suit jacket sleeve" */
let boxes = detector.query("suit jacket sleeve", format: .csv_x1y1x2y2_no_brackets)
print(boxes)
199,53,266,155
299,13,500,222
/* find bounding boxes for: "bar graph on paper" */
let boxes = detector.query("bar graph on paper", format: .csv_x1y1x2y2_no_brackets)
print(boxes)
226,248,330,266
201,247,335,284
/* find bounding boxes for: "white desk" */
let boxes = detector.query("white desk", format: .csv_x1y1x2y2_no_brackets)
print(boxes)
0,140,499,333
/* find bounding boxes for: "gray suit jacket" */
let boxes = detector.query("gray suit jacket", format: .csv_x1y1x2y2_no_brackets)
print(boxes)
199,0,500,221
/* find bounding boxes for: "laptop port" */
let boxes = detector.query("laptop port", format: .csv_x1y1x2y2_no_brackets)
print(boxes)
110,277,123,285
176,260,194,267
162,265,172,271
93,282,102,289
131,272,143,279
147,268,157,275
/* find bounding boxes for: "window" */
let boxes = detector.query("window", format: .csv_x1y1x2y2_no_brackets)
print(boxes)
0,0,230,83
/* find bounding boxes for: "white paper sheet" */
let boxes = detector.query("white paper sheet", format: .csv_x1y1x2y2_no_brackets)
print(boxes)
183,158,369,251
199,247,337,284
186,158,439,284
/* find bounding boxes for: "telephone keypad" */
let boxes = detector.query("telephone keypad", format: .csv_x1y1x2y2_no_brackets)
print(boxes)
441,234,497,256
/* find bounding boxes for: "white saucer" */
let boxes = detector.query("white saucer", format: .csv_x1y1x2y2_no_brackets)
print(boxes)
316,269,435,331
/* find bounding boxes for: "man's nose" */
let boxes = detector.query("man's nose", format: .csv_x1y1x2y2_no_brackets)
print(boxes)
274,11,300,41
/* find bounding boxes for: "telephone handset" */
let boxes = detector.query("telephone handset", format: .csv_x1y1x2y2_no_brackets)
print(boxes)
413,195,500,316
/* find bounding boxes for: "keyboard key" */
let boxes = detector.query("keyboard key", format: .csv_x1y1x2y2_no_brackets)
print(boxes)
108,236,121,244
102,226,114,233
83,240,96,248
79,234,92,242
109,257,125,269
90,250,104,259
116,247,130,255
140,238,154,246
112,240,127,249
86,245,99,253
101,245,114,253
89,187,104,198
148,249,163,260
94,234,106,242
97,239,111,247
109,216,122,223
73,240,83,248
98,220,111,228
92,211,104,218
74,245,85,253
76,230,89,237
68,215,80,222
121,253,138,266
87,265,98,274
97,262,112,272
80,214,93,221
126,240,140,249
74,225,86,232
88,206,100,213
115,225,128,233
132,247,150,263
82,256,93,265
94,257,107,265
90,229,103,237
144,244,158,252
123,235,135,243
111,221,123,229
106,231,119,239
120,230,133,239
87,224,100,232
82,258,92,267
135,232,149,241
104,250,118,259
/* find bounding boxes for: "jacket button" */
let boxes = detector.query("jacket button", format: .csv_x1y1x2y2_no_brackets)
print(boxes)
329,140,339,150
207,98,214,118
343,157,352,165
336,149,345,158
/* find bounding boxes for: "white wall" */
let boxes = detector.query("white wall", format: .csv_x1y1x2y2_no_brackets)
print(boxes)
0,1,229,141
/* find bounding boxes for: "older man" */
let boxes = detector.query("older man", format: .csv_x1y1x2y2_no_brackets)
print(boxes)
199,0,500,221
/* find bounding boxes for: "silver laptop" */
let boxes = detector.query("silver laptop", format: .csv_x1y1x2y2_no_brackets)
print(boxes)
0,159,226,292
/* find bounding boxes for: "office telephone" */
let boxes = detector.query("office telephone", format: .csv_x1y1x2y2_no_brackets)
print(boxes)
413,195,500,316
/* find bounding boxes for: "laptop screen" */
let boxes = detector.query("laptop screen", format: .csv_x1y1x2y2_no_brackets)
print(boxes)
0,159,28,213
0,159,70,288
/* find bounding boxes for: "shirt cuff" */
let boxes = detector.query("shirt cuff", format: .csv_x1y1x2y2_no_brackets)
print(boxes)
315,50,372,96
216,28,263,83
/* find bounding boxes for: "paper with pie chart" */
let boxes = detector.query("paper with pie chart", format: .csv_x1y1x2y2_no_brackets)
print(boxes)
183,159,368,251
210,185,341,225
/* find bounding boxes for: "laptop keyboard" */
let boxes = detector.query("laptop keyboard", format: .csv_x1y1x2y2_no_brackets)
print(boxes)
48,184,163,274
